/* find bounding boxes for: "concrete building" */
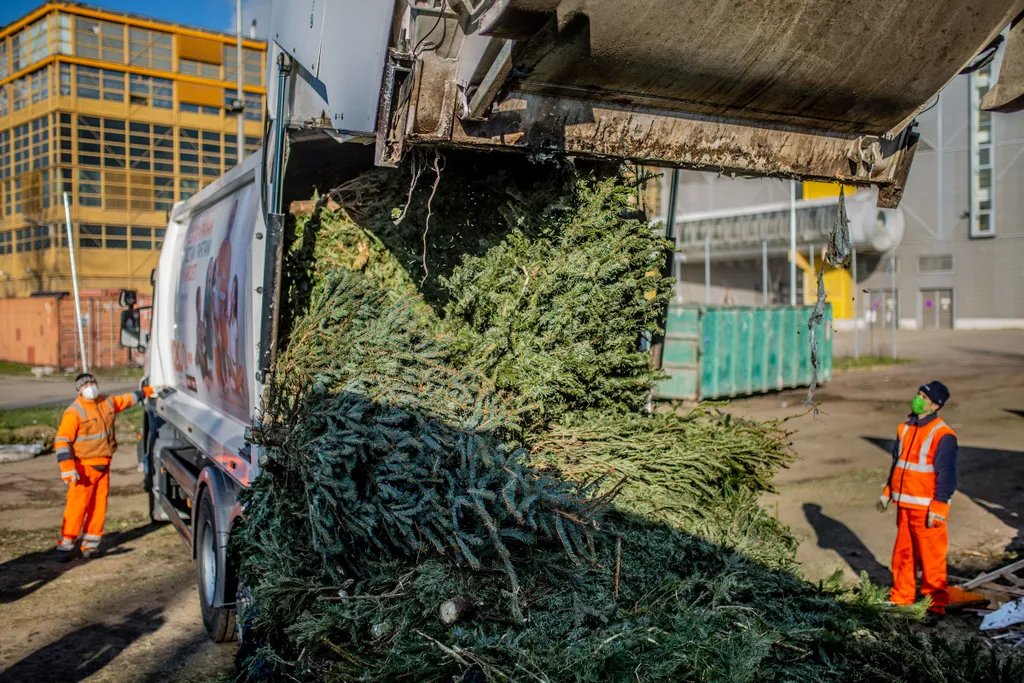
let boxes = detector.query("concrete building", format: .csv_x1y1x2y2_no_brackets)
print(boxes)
651,54,1024,331
0,1,266,297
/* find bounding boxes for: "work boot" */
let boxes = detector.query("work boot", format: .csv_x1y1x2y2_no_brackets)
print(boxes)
81,547,103,560
56,550,74,563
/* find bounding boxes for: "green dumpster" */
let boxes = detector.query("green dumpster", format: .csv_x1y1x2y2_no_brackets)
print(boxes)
655,304,833,401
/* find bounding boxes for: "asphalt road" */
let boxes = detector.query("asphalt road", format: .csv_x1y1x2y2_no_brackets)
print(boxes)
0,378,140,410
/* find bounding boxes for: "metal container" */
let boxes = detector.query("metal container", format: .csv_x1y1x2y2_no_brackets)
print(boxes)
656,305,833,401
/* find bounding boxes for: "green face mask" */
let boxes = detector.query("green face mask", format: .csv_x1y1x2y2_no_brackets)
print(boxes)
911,395,930,415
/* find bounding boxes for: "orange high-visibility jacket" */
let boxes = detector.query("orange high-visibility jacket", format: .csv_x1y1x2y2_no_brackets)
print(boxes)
883,416,956,510
55,387,154,478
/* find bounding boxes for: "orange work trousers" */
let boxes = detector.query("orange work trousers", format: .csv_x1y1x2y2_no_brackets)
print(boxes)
890,506,948,613
58,461,110,552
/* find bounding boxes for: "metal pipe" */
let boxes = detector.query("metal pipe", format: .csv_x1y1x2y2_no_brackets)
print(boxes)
268,52,291,215
761,239,768,305
808,243,814,306
890,255,897,358
852,246,859,360
789,180,797,306
63,191,87,372
704,233,711,304
236,0,245,162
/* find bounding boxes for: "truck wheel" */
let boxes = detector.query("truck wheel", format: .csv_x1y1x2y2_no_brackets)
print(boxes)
196,493,237,642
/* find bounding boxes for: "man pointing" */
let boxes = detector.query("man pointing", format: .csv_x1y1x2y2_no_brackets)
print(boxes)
54,373,157,562
877,381,957,616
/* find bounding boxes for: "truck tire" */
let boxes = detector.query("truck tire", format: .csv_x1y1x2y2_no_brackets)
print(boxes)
196,492,237,642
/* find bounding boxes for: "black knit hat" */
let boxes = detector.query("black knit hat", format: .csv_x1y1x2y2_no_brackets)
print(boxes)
75,373,98,390
919,381,950,408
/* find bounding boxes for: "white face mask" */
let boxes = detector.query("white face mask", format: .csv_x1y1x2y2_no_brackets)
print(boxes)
81,385,99,400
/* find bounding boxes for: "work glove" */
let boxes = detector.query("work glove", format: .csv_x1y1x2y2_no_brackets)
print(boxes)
62,469,79,486
927,501,950,529
876,495,890,513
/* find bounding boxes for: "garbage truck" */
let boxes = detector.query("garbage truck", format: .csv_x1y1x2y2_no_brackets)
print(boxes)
117,0,1024,642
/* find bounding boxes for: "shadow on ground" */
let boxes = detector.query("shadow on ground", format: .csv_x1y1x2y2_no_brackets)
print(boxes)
864,436,1024,553
0,608,165,683
803,502,892,584
0,523,164,604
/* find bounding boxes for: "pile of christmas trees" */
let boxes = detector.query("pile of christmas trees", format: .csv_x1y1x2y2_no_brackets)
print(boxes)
234,152,1022,681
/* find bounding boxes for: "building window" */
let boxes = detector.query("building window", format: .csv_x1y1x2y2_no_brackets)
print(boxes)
0,232,11,254
102,70,124,102
128,27,172,71
180,102,220,115
13,123,30,176
201,131,222,177
105,224,127,249
179,128,199,176
224,46,263,86
179,177,199,201
12,77,28,111
77,115,102,166
60,63,71,95
179,58,220,80
154,176,174,210
153,125,173,173
103,118,126,169
79,223,102,248
11,16,53,72
969,63,995,238
29,67,49,104
78,170,102,207
131,226,152,250
128,73,173,109
75,17,124,63
0,41,7,80
918,255,954,274
0,131,10,179
77,65,101,99
223,89,263,122
30,116,50,170
59,116,72,164
58,14,72,55
0,87,7,117
106,171,127,209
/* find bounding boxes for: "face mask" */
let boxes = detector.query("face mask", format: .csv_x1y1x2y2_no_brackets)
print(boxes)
911,395,929,415
81,385,99,400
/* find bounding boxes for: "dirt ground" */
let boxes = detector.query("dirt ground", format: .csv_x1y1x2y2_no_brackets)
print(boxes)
0,444,234,682
0,328,1020,681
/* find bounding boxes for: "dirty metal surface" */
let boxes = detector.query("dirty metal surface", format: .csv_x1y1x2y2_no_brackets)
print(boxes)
482,0,1024,137
437,93,909,195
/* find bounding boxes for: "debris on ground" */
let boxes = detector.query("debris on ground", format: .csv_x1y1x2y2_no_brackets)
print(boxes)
234,155,1024,681
982,599,1024,631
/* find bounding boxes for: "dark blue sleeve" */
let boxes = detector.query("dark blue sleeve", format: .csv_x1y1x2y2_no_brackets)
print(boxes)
933,434,958,503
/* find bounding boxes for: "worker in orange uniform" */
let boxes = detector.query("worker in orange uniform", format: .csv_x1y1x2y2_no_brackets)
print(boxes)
54,373,157,562
877,381,957,617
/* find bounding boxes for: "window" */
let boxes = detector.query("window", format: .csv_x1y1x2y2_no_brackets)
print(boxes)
179,128,199,176
0,87,7,117
180,102,220,115
80,223,102,248
13,123,30,175
77,65,101,99
59,117,72,164
131,226,152,250
77,115,102,166
202,130,222,177
130,173,152,210
245,135,259,156
29,67,49,104
128,27,172,71
970,63,995,238
58,14,72,55
154,176,174,210
918,255,954,274
106,224,127,249
153,125,173,173
128,73,173,109
0,41,7,80
0,232,11,254
30,116,50,170
224,46,263,85
224,89,263,122
78,170,102,207
102,70,124,102
179,58,220,80
18,225,52,251
106,171,127,209
75,17,124,63
12,77,28,111
11,16,53,72
0,131,9,179
60,63,71,95
179,177,199,201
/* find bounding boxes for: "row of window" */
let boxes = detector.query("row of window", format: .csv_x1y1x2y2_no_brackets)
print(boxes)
0,223,165,254
0,63,264,121
0,12,263,86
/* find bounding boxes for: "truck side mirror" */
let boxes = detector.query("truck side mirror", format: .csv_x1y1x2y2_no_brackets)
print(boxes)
120,288,138,307
120,308,143,350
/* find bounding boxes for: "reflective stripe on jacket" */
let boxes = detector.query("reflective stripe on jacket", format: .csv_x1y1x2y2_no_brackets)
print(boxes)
55,388,152,473
885,415,956,511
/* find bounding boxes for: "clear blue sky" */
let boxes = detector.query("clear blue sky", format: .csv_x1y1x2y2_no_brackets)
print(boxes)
1,0,271,37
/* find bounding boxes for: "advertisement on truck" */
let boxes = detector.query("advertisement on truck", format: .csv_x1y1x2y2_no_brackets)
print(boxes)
171,181,257,423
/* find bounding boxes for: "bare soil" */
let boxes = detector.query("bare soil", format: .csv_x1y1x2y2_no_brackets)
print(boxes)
0,328,1020,681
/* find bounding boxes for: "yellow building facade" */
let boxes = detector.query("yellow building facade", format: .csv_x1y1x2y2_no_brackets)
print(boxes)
0,2,266,297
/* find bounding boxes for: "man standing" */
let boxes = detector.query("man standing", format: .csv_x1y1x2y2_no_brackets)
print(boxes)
877,381,957,615
54,373,156,562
